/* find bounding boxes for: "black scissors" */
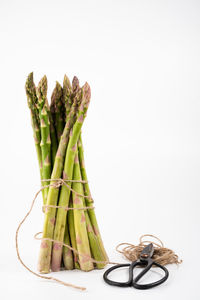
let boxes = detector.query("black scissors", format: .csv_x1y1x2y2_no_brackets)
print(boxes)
103,243,169,290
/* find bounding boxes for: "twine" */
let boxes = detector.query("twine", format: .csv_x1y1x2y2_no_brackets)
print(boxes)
41,178,94,202
43,204,94,211
16,179,182,291
15,179,115,292
116,234,182,266
34,232,116,265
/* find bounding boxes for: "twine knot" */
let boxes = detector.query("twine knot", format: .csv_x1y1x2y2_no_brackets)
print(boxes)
53,178,65,188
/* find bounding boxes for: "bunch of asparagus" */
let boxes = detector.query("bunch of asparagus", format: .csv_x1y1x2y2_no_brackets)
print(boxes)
25,73,107,273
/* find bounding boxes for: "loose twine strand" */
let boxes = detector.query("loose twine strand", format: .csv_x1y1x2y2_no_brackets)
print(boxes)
16,179,182,291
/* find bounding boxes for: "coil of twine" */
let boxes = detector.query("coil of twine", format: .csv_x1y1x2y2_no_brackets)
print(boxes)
116,234,182,266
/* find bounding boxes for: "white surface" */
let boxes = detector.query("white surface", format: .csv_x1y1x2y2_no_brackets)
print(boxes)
0,0,200,299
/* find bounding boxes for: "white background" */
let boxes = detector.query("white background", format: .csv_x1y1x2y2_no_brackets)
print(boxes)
0,0,200,299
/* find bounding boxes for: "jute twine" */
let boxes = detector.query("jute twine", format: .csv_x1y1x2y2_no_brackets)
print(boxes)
15,179,182,291
15,179,116,291
116,234,182,266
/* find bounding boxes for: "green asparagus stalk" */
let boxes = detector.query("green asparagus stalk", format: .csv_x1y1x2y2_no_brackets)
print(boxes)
68,138,106,268
47,106,58,166
68,198,80,269
63,75,72,119
63,214,74,270
51,83,91,271
25,73,46,204
36,76,51,205
78,135,108,261
83,209,106,269
50,92,56,125
78,164,106,268
50,82,65,142
25,73,42,178
71,149,93,271
62,75,80,269
37,88,81,273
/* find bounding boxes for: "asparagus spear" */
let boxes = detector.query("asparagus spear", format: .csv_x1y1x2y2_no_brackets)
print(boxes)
36,76,51,205
37,88,81,273
68,138,106,268
51,83,91,272
50,91,56,125
63,74,72,119
50,82,64,142
71,149,93,271
25,73,42,178
78,136,108,261
47,105,58,166
78,166,106,268
83,208,106,269
63,214,74,270
68,198,80,269
62,75,80,269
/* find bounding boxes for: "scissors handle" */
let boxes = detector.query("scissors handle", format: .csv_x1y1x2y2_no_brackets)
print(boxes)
131,260,169,290
103,260,169,289
103,263,132,287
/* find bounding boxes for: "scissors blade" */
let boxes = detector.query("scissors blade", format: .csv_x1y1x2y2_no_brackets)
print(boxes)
140,243,154,259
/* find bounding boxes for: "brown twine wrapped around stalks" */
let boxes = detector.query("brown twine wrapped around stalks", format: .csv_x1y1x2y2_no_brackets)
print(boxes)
16,180,182,291
15,179,117,291
116,234,182,266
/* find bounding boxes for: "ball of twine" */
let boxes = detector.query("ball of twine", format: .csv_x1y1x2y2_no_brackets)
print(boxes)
116,234,182,266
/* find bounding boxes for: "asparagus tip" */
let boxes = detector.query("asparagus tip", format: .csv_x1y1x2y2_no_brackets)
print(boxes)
51,81,62,103
25,72,37,108
63,74,71,89
83,82,91,103
25,72,34,92
37,75,48,100
72,76,79,93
